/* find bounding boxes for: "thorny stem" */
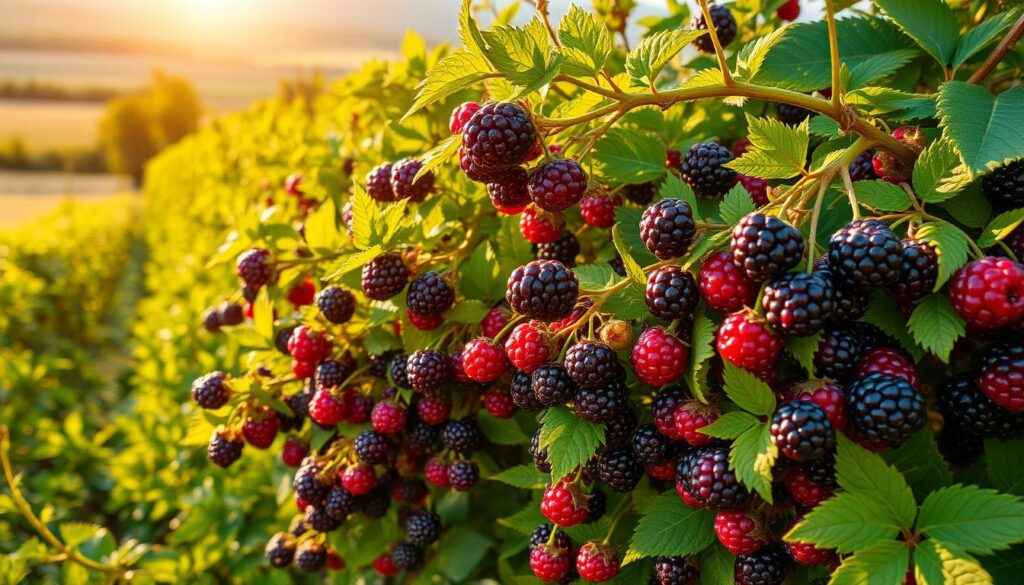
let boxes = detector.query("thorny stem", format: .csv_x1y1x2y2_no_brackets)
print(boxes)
696,0,734,86
967,11,1024,84
824,0,843,108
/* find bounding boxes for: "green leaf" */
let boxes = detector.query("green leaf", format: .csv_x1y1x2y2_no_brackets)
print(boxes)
938,82,1024,176
349,185,378,250
611,224,647,286
914,539,993,585
446,300,491,324
477,411,529,445
490,464,549,489
730,423,777,502
872,0,959,65
539,406,605,480
722,362,776,416
882,429,953,500
59,523,105,550
786,492,903,553
687,311,717,403
593,127,667,187
406,49,491,119
785,332,822,376
913,138,964,204
575,263,621,291
558,4,613,77
459,241,505,301
953,8,1022,68
829,540,910,584
977,208,1024,249
809,115,841,138
303,197,340,252
699,411,758,440
435,526,493,582
834,435,918,529
725,115,808,179
915,222,970,289
484,19,561,96
860,293,924,362
614,206,661,265
735,24,792,81
845,87,937,120
697,544,734,585
918,484,1024,555
847,48,920,88
623,491,715,564
252,286,273,342
853,180,912,212
602,282,649,320
939,183,992,229
985,439,1024,496
323,245,383,280
625,29,706,87
414,134,462,182
719,183,757,224
907,294,965,362
458,0,488,59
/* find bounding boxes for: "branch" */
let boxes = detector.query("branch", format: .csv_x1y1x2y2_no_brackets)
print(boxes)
968,11,1024,84
824,0,843,108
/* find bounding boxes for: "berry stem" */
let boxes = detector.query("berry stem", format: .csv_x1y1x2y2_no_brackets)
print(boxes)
601,494,632,545
824,0,843,109
967,11,1024,84
805,180,829,272
839,166,861,220
696,0,735,86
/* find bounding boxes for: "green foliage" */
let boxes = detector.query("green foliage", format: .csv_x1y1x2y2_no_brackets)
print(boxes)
938,82,1024,176
623,492,715,564
538,407,606,480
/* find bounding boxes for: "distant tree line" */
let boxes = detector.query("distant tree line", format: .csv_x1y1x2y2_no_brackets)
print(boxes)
0,80,121,102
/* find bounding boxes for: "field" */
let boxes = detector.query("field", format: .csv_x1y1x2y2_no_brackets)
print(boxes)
0,171,129,227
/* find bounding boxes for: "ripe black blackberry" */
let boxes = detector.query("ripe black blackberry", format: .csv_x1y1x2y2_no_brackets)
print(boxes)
202,307,221,332
406,271,455,317
265,532,296,568
208,430,243,468
512,370,544,411
407,418,439,449
690,4,737,53
531,363,578,407
236,248,274,287
275,326,296,354
361,252,410,300
404,510,442,546
564,341,623,388
389,353,410,389
646,266,699,321
528,159,588,212
325,485,359,520
938,426,984,467
294,541,327,572
441,417,483,454
762,272,835,336
406,349,450,392
369,350,400,379
730,212,804,282
609,255,627,277
366,162,396,201
536,230,581,267
839,321,897,353
846,373,926,447
391,157,434,201
530,523,572,551
632,424,672,465
460,102,537,174
280,384,313,431
805,451,837,488
640,198,697,259
506,259,579,322
677,445,749,509
585,488,607,523
317,285,356,324
603,408,638,448
623,181,657,204
938,374,1023,439
447,460,480,490
981,159,1024,210
315,359,350,389
654,556,700,585
487,167,530,210
827,219,903,288
218,301,244,326
849,149,878,182
597,446,644,492
241,284,259,303
191,371,229,409
354,430,392,464
679,142,737,197
531,428,552,473
574,380,628,423
813,263,869,322
776,103,810,126
294,463,330,505
734,545,789,585
305,504,342,532
812,326,863,380
889,239,938,304
359,485,391,518
770,401,836,462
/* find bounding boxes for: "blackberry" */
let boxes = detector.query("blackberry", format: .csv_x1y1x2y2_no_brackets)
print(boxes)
317,285,356,324
528,159,588,212
275,326,296,354
730,213,804,282
361,253,410,300
370,350,400,379
651,387,687,440
315,359,350,389
603,408,638,448
531,428,552,473
406,349,450,392
390,543,422,570
531,363,578,407
391,157,434,201
389,353,410,389
690,4,737,53
939,424,985,467
734,545,788,585
366,162,396,201
623,181,657,204
889,239,938,303
981,159,1024,210
977,342,1024,413
677,445,749,509
827,219,903,288
937,374,1023,439
487,167,530,213
848,149,878,182
512,370,544,411
359,486,391,518
208,430,243,468
461,102,536,174
506,259,579,322
218,301,244,326
407,418,439,448
294,541,327,572
640,199,697,259
632,424,672,465
812,325,863,380
762,272,835,336
294,464,330,505
537,230,580,267
597,446,644,492
236,248,274,287
654,556,700,585
770,401,835,462
609,255,627,277
530,523,572,551
265,532,296,568
202,307,221,332
846,373,926,447
191,371,229,409
813,263,869,322
406,271,455,317
305,504,342,532
564,341,623,388
404,510,442,546
241,284,259,303
776,103,810,126
447,460,480,490
354,430,392,465
679,142,737,197
574,380,629,423
805,451,837,489
840,321,896,353
441,417,483,454
646,266,699,321
280,385,313,431
325,485,358,520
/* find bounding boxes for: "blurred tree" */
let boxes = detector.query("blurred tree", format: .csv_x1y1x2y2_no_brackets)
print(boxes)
148,71,201,147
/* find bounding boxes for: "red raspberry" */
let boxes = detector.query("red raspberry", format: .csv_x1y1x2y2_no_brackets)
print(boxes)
371,401,407,434
295,495,309,512
580,194,619,228
505,321,553,373
950,257,1024,329
236,248,274,288
699,251,759,313
530,545,571,582
343,389,372,424
416,394,452,425
576,542,620,582
520,207,565,244
714,510,766,555
785,464,833,507
550,300,591,333
292,359,316,379
540,481,589,527
462,338,508,382
243,302,254,320
449,101,481,134
242,406,279,449
372,553,400,577
287,326,331,363
483,387,516,418
733,138,751,156
340,465,376,495
425,457,450,487
738,174,769,206
282,437,308,467
667,149,682,168
646,459,677,480
309,388,347,426
857,348,919,388
528,159,588,212
481,307,509,340
653,389,687,440
326,550,345,570
284,174,303,196
715,312,782,372
674,400,721,446
786,517,837,566
287,276,316,307
786,382,846,430
977,343,1024,413
632,327,688,387
407,308,443,331
776,0,800,21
